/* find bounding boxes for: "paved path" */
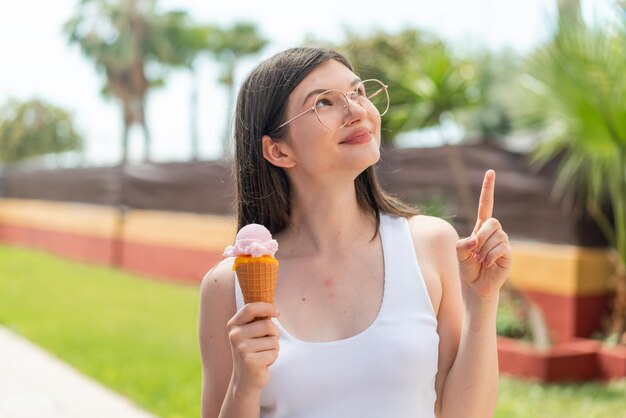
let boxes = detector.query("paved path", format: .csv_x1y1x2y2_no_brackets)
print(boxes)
0,326,158,418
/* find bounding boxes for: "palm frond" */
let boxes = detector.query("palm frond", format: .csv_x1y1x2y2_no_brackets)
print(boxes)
523,12,626,267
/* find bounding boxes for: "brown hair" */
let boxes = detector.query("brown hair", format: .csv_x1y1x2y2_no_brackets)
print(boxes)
233,46,418,235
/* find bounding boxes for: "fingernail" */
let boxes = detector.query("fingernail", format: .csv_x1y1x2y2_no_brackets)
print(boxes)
474,253,482,262
467,237,478,248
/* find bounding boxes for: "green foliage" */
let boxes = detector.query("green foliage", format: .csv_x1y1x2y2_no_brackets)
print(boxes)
495,377,626,418
417,195,449,219
205,21,269,85
523,11,626,270
0,98,82,163
0,244,201,418
146,11,212,69
329,28,482,143
456,48,525,140
496,290,531,340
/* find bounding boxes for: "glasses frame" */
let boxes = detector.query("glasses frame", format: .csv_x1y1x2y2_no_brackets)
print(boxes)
276,79,389,131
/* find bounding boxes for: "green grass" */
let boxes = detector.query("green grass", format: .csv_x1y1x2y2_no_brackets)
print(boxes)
1,243,625,418
0,244,202,418
496,378,626,418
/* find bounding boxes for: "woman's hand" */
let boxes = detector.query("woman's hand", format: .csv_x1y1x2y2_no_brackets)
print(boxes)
456,170,512,300
227,302,280,396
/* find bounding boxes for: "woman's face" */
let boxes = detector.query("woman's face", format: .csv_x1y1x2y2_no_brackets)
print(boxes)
279,59,382,183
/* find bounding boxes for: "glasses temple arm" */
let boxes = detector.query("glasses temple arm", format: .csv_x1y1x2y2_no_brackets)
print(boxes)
276,106,316,129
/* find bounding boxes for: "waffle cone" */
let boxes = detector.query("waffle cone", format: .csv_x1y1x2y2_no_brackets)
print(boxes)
236,260,278,304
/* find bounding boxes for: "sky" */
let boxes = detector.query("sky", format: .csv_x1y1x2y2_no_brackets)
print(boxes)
0,0,617,165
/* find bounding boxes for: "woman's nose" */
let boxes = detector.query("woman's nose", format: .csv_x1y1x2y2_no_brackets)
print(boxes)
344,95,368,123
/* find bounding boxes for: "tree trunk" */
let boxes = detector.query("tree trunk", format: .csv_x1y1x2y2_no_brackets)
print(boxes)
135,97,152,162
121,110,130,166
190,63,200,161
221,63,236,158
142,123,151,163
608,263,626,345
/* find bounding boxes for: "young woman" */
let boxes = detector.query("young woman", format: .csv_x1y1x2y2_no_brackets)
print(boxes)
199,47,511,418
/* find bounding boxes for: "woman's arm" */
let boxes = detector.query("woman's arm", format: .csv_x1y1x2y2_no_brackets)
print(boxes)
198,259,279,418
429,220,500,418
411,171,510,418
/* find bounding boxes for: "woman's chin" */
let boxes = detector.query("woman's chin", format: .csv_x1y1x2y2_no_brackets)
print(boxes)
365,144,381,165
352,148,381,173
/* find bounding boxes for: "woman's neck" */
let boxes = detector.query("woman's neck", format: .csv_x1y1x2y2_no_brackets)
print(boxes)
276,180,377,258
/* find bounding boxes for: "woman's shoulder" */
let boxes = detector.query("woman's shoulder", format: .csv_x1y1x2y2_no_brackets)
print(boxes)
200,258,237,311
406,214,459,249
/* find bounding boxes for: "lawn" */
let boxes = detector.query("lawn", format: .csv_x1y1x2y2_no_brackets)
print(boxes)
0,244,202,418
1,243,625,418
496,378,626,418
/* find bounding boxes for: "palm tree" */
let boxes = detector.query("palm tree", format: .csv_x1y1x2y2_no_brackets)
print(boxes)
525,5,626,343
205,23,268,156
147,12,210,160
65,0,204,164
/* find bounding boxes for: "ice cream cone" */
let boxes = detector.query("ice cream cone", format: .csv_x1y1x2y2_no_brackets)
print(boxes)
235,259,278,304
224,223,279,305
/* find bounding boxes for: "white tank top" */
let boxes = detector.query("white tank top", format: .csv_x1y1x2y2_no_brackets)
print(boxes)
234,213,439,418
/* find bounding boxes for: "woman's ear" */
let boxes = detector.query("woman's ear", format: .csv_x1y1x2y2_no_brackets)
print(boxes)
261,135,296,168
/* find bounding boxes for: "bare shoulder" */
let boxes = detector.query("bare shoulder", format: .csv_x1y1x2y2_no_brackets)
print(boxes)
200,257,236,302
407,214,459,248
199,258,237,329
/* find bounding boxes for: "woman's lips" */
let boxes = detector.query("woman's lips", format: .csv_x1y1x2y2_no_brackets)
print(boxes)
340,129,371,145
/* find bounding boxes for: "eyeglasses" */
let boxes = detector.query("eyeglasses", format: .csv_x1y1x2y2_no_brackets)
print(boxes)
276,79,389,131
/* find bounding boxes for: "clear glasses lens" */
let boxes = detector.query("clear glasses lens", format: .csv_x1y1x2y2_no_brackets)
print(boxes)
313,79,389,129
360,80,390,117
314,90,349,129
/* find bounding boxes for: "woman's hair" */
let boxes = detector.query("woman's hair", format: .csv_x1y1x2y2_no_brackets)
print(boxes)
233,46,418,235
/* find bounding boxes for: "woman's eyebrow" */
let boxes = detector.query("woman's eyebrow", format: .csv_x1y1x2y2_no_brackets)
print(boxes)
301,88,328,105
301,77,362,105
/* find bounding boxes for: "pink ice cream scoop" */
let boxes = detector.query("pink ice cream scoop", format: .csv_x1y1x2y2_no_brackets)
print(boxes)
223,223,278,258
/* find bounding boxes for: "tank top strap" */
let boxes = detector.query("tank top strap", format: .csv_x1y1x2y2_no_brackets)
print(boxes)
379,213,436,319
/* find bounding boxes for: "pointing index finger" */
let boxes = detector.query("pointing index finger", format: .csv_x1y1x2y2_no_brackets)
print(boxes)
476,169,496,225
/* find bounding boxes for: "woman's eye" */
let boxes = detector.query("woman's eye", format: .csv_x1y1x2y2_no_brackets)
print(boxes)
315,98,333,108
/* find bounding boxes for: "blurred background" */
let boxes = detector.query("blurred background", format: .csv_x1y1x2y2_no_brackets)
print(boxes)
0,0,618,165
1,1,626,417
